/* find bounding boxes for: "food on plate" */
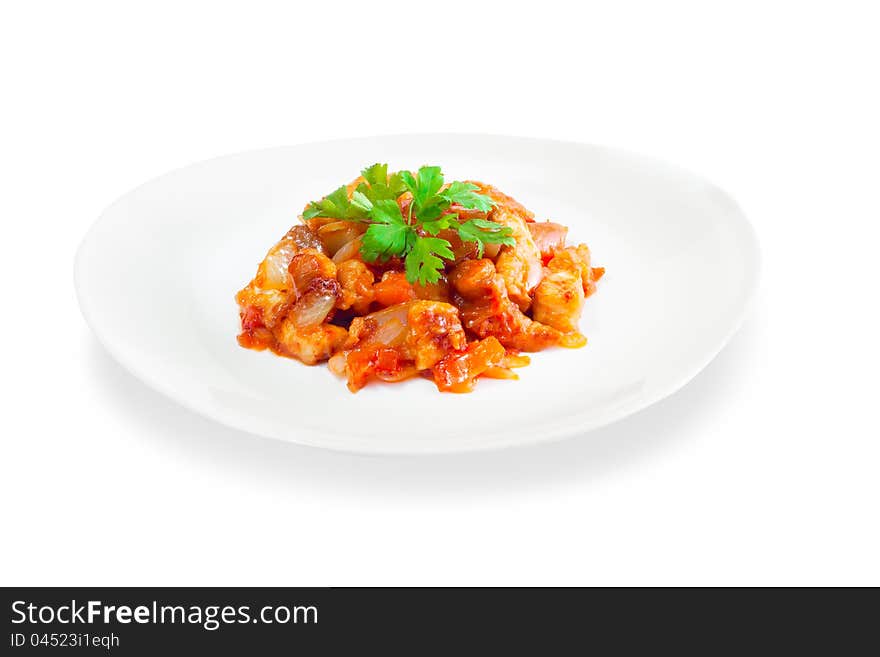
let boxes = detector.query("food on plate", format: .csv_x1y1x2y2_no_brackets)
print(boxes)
236,164,604,392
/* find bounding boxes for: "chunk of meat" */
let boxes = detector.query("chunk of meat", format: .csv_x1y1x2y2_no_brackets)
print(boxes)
331,301,468,391
527,222,568,260
532,245,605,332
491,206,544,311
235,288,290,336
404,301,468,370
563,243,604,298
532,250,586,333
449,259,584,351
336,259,374,314
372,271,416,307
465,181,535,221
555,243,604,297
413,275,452,303
272,317,348,365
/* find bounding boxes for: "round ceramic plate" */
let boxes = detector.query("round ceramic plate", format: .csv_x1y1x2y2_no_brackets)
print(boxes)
75,135,759,454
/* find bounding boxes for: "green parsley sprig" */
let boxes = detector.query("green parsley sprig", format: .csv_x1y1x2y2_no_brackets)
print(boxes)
304,164,516,285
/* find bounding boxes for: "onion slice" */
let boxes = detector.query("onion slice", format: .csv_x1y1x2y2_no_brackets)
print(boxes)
290,279,339,327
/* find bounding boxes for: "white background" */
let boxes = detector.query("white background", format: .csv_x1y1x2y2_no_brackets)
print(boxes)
2,1,878,586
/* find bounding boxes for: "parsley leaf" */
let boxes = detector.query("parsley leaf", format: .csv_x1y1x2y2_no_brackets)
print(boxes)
359,200,417,263
400,166,496,221
368,198,405,225
356,163,407,207
350,189,373,213
399,166,444,213
360,163,389,187
420,214,457,236
457,218,516,258
440,181,495,212
304,164,407,221
361,223,416,263
308,164,507,284
303,185,367,221
405,237,455,286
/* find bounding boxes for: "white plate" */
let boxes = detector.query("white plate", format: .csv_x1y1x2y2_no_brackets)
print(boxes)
75,135,759,454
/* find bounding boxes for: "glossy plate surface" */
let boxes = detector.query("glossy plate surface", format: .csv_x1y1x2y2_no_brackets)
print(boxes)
75,135,759,454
